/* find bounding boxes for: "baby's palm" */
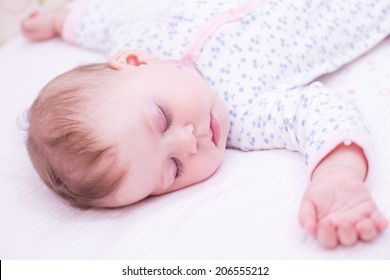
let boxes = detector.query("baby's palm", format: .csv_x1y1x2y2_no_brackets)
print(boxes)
299,173,388,248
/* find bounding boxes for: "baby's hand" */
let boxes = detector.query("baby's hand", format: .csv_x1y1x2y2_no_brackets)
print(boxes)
21,8,68,41
299,166,388,248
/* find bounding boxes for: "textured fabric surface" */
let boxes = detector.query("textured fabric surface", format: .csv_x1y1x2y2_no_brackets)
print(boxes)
0,1,389,259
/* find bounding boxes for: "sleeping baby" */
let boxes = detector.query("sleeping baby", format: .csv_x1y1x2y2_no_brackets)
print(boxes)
21,0,389,248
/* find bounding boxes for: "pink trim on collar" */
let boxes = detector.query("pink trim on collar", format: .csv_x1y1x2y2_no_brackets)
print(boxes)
158,0,264,76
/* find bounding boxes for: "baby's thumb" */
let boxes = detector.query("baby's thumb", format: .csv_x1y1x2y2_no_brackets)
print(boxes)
298,199,317,234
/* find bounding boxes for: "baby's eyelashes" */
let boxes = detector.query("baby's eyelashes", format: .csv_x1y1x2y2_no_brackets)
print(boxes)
172,157,184,178
157,104,173,132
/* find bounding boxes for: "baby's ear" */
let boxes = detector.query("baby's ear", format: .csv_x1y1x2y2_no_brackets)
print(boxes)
109,50,157,70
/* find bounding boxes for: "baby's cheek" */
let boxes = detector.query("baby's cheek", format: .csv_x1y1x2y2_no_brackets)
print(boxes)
160,160,176,192
195,154,221,179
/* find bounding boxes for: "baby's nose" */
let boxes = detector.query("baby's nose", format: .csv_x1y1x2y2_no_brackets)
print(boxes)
172,124,197,155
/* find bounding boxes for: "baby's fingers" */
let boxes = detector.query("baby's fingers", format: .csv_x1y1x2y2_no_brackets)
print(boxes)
20,12,56,41
298,199,317,234
356,219,377,242
337,225,357,246
355,211,387,242
371,211,388,231
317,221,338,249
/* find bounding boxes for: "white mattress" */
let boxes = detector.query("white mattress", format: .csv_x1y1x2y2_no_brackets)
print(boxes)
1,1,390,259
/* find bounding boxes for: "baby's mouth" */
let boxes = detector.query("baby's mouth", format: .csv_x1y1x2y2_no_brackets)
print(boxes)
210,113,221,146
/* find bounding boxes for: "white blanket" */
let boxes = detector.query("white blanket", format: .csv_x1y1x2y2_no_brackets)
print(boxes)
1,1,389,259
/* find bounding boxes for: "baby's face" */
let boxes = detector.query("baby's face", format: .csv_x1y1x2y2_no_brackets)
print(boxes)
95,64,229,207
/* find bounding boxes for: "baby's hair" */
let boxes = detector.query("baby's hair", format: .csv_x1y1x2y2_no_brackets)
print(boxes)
26,63,127,208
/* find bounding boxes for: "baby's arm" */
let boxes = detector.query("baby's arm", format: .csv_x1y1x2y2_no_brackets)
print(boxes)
233,82,388,248
21,2,147,55
299,143,388,248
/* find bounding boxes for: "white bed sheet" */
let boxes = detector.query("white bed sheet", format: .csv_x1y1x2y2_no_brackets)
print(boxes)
1,2,390,259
